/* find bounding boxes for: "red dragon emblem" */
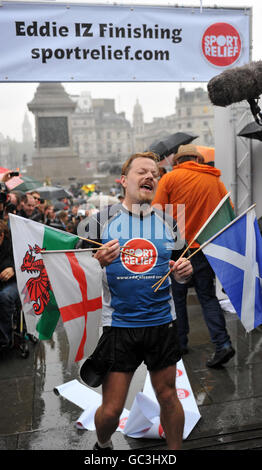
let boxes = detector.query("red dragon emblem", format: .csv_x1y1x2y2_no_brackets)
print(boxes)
21,244,51,315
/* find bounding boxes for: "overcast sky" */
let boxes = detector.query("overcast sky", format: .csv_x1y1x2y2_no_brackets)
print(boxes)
0,0,261,141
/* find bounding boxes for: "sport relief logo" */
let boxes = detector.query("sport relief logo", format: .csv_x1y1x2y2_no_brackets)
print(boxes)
121,238,157,274
202,22,241,67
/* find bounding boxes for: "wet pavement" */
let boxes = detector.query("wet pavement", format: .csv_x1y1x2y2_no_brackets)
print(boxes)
1,291,262,452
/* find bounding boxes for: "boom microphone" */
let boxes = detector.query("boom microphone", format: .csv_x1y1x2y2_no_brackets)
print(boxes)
207,60,262,124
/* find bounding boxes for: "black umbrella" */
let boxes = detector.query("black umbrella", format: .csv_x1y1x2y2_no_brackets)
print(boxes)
149,140,170,158
149,132,198,160
34,186,73,200
238,121,262,141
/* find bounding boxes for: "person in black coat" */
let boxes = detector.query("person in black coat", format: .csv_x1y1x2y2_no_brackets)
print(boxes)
0,220,20,348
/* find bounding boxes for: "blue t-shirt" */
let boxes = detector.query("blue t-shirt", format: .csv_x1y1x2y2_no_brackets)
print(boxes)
85,204,184,328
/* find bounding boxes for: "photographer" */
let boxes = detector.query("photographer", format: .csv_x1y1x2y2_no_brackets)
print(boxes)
0,220,20,349
0,171,21,220
0,177,10,220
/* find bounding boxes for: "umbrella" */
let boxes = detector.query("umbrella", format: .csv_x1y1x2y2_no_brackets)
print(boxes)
0,168,41,192
53,201,66,211
16,175,42,192
237,121,262,141
87,194,119,208
34,186,73,200
149,132,198,160
0,166,12,174
149,140,170,159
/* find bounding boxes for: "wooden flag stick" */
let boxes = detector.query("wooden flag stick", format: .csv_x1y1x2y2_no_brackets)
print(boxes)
152,270,171,292
41,247,108,253
78,235,104,247
152,192,232,290
176,192,232,260
78,235,133,250
153,201,256,293
186,203,257,261
78,236,142,259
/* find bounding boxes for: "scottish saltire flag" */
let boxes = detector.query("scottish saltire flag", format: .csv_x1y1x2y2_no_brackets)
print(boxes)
202,207,262,332
42,250,102,362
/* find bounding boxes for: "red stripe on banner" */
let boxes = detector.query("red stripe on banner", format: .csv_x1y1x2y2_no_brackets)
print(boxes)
59,253,102,361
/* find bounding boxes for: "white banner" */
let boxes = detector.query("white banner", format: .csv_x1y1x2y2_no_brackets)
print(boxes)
54,359,201,440
0,2,251,82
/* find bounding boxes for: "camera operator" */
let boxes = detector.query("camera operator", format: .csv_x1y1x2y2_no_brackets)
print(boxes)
0,183,8,220
0,171,21,221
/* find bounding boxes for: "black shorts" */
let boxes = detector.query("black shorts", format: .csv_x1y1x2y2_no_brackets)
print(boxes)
89,320,181,374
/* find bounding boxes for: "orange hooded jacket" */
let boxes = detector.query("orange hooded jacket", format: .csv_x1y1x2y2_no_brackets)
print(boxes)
153,161,231,248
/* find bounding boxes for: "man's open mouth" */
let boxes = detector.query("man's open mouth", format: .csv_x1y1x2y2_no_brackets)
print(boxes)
140,183,153,192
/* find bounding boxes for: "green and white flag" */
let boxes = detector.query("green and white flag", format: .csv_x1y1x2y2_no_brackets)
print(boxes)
196,193,236,245
9,214,79,340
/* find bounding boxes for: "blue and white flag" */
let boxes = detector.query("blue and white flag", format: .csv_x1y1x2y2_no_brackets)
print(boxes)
202,207,262,332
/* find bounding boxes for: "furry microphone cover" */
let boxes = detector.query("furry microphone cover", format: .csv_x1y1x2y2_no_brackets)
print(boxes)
207,60,262,107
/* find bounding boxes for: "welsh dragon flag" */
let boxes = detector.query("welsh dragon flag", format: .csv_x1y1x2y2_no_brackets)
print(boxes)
9,214,79,340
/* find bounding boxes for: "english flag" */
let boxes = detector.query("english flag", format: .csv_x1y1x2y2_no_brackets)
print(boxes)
42,249,102,363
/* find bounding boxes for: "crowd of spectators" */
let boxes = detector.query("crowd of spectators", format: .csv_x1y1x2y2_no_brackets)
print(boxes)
0,171,122,350
0,182,108,234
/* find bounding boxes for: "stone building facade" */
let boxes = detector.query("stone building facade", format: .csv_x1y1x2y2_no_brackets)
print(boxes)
175,87,214,146
71,94,134,175
0,118,34,172
0,85,214,188
133,87,214,154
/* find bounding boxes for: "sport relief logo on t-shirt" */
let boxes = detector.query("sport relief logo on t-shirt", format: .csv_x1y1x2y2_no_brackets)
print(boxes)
120,238,158,274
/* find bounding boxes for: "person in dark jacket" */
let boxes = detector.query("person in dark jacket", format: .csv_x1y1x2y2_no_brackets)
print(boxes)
0,220,20,348
17,194,35,219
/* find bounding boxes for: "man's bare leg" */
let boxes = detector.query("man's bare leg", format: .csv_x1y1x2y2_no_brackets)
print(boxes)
150,364,184,450
95,371,134,445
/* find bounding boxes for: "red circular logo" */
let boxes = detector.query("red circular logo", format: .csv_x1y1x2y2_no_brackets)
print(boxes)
176,369,183,378
202,22,241,67
121,239,157,273
177,388,190,399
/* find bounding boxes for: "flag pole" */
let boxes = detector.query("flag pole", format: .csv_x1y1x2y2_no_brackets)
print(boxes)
41,247,108,253
177,192,232,260
153,202,256,292
152,192,232,290
186,203,257,261
63,236,142,259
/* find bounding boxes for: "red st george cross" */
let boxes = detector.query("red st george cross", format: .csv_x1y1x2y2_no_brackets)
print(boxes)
59,252,102,362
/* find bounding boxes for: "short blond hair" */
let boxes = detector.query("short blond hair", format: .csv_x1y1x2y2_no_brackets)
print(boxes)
121,151,160,176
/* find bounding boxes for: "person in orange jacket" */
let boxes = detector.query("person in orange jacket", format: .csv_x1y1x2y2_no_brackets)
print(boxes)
153,144,235,368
